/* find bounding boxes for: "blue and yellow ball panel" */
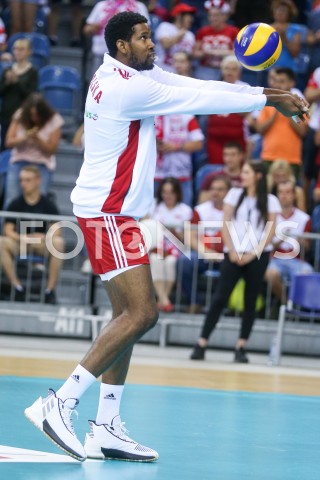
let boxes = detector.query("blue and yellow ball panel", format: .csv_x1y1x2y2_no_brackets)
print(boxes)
234,23,282,71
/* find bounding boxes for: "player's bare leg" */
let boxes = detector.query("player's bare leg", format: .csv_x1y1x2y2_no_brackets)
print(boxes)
83,264,160,461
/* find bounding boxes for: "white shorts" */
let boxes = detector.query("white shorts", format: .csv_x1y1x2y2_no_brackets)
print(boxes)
100,264,141,282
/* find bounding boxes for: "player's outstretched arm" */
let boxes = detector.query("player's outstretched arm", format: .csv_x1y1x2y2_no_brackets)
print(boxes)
265,93,309,122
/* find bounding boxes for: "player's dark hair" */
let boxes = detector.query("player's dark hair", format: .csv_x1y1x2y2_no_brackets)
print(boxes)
104,11,148,58
156,177,182,204
234,161,268,226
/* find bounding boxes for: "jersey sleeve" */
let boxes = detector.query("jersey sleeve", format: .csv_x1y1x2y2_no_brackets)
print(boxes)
148,65,264,95
121,74,267,119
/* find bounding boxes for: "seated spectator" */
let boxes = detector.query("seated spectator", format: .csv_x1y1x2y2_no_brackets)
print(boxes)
149,177,192,312
193,1,238,80
312,126,320,204
230,0,271,27
198,141,243,204
0,165,64,303
155,109,204,206
172,49,193,77
256,67,307,178
0,16,11,60
206,55,249,164
177,174,230,313
0,38,38,150
265,180,313,303
268,159,306,211
154,3,196,71
271,0,302,73
154,54,204,205
303,66,320,207
83,0,149,77
4,92,64,207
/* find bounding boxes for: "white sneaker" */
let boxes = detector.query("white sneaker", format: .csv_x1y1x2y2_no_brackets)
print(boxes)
24,389,86,462
84,415,159,462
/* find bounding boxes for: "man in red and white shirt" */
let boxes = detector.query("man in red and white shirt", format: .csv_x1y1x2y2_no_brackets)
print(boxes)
265,180,313,302
25,11,310,463
155,113,204,205
178,175,231,312
194,1,239,80
154,3,196,71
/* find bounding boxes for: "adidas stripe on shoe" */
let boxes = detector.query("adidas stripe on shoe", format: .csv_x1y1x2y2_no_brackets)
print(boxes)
84,416,159,462
24,389,86,462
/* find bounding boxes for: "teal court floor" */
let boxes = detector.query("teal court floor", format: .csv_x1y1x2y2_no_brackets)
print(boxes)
0,376,319,480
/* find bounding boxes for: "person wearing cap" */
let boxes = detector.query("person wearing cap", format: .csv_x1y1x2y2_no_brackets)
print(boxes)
194,0,239,80
154,3,196,71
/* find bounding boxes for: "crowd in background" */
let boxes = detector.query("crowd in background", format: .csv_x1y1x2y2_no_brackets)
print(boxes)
0,0,319,323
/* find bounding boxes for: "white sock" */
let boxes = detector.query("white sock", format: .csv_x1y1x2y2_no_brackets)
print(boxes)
56,364,96,401
95,383,124,425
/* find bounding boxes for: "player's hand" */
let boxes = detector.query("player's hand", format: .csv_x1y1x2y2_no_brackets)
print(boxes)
266,93,310,123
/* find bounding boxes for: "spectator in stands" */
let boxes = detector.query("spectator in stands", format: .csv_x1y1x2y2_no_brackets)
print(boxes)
190,161,281,363
4,92,64,207
206,55,249,164
47,0,84,47
193,1,239,80
265,180,313,303
303,66,320,208
84,0,149,77
0,165,64,303
155,106,204,207
154,3,196,71
268,159,306,211
312,126,320,204
271,0,302,72
230,0,271,27
9,0,40,34
0,39,38,151
198,141,243,204
0,16,11,60
178,174,230,313
256,67,307,178
148,177,192,312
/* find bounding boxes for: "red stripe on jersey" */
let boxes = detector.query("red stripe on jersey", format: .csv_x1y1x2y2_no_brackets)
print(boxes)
102,120,140,213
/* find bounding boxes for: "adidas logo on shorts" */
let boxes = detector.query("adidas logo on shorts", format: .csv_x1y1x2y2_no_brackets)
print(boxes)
71,375,80,383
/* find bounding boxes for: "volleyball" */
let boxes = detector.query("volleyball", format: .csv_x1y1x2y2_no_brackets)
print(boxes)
234,23,282,71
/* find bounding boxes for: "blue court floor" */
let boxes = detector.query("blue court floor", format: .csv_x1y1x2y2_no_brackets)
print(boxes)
0,376,319,480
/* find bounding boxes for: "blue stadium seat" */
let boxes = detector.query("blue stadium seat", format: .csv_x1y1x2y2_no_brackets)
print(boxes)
38,65,81,117
8,32,50,69
273,273,320,365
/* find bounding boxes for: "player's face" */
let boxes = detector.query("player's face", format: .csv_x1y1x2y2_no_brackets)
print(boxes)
127,23,155,71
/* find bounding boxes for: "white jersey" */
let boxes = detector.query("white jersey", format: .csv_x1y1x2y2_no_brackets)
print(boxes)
71,54,266,219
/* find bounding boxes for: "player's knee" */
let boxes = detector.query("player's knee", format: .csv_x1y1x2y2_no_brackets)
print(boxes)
137,306,159,333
